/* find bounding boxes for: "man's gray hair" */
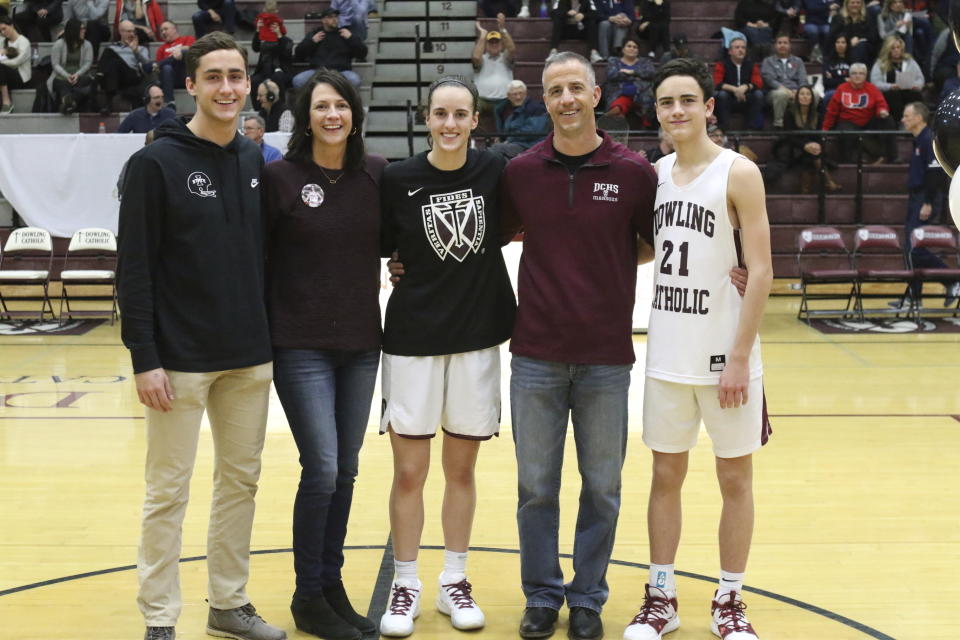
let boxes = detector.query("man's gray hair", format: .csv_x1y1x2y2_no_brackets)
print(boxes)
850,62,868,73
542,50,596,88
507,79,527,91
907,101,930,124
245,114,266,129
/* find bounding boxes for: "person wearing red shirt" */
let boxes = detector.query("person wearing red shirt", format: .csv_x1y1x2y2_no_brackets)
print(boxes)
155,20,194,107
255,0,286,41
822,61,897,162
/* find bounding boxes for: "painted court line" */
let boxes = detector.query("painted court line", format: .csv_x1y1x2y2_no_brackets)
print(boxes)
0,546,895,640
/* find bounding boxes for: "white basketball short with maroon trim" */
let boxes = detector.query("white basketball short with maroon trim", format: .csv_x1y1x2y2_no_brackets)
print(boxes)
642,376,772,458
379,346,501,440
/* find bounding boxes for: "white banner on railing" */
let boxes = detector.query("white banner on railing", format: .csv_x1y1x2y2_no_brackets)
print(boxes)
0,132,291,238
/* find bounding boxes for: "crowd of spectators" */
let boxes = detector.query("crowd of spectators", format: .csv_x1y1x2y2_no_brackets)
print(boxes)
3,0,960,186
0,0,372,120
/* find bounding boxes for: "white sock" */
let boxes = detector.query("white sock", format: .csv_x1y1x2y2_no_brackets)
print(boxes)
718,570,745,594
649,563,676,594
440,549,468,584
394,559,419,588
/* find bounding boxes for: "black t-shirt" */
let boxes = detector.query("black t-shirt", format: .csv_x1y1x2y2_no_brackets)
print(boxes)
380,149,517,356
554,147,597,174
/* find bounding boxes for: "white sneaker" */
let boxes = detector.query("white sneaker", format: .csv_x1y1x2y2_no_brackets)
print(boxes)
590,49,603,63
379,581,421,637
518,5,530,17
436,577,485,630
710,590,759,639
623,585,679,640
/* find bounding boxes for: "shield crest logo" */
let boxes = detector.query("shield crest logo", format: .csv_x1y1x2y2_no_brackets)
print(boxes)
421,189,485,262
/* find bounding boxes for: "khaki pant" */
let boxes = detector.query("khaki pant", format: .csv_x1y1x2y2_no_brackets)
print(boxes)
136,362,273,626
766,86,796,127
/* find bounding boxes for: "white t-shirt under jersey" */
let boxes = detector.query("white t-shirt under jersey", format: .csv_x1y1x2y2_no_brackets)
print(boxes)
645,148,763,385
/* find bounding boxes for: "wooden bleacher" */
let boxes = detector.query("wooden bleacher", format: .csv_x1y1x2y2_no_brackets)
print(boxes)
2,0,955,280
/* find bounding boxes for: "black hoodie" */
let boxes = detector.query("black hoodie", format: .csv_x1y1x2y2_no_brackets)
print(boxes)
117,118,272,374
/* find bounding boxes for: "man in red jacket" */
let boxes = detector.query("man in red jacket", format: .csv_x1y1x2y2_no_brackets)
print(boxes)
155,21,194,108
712,36,765,130
822,62,898,163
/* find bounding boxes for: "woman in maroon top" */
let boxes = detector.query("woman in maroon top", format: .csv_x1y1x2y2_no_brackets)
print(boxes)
261,69,387,640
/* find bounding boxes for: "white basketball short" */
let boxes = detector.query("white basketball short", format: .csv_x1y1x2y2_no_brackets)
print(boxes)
642,376,771,458
379,346,501,440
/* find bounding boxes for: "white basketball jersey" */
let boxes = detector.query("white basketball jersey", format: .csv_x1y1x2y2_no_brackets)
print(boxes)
645,149,763,384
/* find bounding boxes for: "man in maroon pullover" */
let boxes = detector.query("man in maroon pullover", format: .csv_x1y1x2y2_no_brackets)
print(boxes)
822,62,897,163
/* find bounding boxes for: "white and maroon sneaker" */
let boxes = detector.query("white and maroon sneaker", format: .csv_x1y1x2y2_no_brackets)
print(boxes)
710,590,759,639
623,584,680,640
379,580,421,637
436,577,485,630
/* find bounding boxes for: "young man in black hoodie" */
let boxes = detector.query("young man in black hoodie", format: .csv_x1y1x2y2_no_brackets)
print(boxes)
117,32,285,640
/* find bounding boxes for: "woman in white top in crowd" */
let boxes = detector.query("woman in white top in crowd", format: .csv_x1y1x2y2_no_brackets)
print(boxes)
0,15,31,114
870,33,923,120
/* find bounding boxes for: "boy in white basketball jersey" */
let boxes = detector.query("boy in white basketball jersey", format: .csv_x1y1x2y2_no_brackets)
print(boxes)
623,59,773,640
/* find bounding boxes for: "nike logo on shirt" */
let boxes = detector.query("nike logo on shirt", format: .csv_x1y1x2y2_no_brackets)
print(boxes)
408,187,424,196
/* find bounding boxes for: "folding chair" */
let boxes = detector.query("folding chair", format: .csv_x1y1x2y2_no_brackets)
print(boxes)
0,227,56,322
908,225,960,320
851,225,915,321
796,226,858,323
58,228,119,325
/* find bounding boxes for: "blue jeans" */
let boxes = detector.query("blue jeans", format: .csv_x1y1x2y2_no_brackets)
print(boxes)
158,57,186,104
192,0,236,37
742,25,772,48
714,89,765,130
802,22,830,52
273,348,380,595
293,68,361,89
510,355,631,612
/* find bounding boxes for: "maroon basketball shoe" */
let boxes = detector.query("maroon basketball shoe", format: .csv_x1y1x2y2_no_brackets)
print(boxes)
623,584,680,639
710,590,759,639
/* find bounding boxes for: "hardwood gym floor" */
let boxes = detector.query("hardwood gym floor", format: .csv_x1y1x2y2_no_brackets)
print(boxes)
1,296,958,639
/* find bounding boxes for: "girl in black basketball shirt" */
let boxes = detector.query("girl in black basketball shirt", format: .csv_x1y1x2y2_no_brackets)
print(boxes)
377,77,516,637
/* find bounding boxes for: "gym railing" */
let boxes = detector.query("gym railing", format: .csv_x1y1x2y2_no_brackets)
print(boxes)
401,112,913,226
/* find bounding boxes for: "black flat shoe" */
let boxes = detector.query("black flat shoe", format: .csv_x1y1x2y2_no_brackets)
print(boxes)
520,606,558,638
568,607,603,640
